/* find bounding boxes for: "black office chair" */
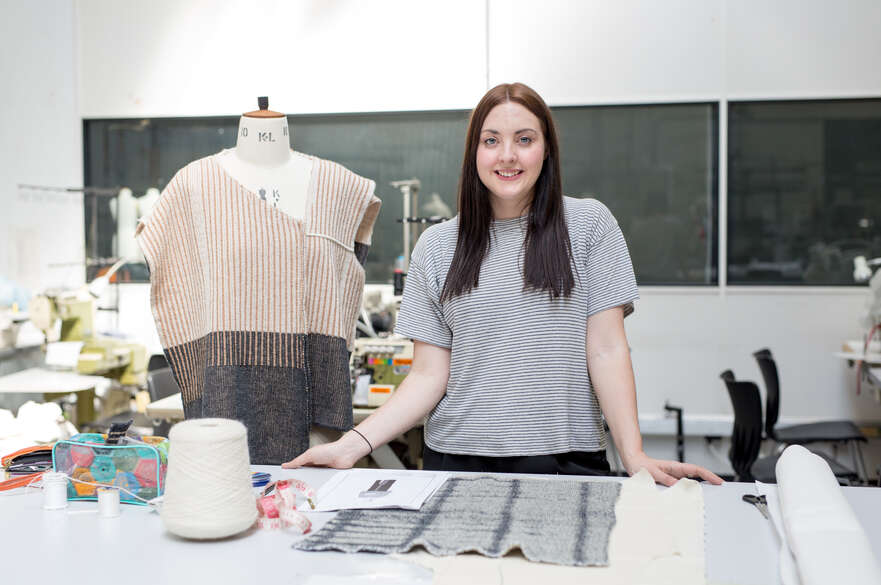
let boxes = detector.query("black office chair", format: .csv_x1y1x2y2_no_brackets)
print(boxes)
721,370,765,481
720,370,858,483
147,354,169,372
146,368,181,437
753,348,868,481
147,368,180,402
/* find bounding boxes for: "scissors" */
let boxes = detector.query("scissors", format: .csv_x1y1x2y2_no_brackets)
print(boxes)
742,493,770,520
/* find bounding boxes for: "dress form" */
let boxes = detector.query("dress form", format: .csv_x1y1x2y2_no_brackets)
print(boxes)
109,187,139,261
215,98,313,220
138,187,160,218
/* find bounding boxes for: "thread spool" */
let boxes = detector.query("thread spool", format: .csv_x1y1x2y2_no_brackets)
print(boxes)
97,487,120,518
42,471,68,510
160,418,257,539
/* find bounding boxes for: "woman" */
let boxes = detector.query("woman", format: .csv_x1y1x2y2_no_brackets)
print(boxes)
284,83,722,485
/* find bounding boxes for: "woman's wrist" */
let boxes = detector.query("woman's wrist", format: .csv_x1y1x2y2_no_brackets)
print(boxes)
619,449,649,474
342,429,373,460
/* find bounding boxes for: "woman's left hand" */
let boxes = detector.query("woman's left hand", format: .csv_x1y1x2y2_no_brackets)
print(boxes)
622,452,724,486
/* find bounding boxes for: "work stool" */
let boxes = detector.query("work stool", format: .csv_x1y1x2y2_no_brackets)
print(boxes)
753,348,869,483
720,370,858,484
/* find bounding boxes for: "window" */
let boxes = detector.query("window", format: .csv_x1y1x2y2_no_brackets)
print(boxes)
555,103,718,285
84,112,468,283
84,103,718,285
728,99,881,285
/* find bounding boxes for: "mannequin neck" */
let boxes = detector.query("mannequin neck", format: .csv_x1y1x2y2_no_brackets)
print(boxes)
233,115,292,167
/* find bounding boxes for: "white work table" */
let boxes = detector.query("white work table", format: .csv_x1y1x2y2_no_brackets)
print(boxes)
3,466,881,584
0,367,105,394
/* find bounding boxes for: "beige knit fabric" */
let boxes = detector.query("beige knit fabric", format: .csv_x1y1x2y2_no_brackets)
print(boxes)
397,470,706,585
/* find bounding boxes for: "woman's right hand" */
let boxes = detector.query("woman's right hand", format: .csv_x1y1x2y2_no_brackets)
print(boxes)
281,431,369,469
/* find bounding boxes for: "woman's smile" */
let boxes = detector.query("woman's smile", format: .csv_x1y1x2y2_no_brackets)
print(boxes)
494,168,523,180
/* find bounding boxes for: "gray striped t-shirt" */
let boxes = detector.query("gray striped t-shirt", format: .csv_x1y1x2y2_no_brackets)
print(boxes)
394,197,639,456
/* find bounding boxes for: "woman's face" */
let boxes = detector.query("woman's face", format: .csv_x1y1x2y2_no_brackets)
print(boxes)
476,101,546,218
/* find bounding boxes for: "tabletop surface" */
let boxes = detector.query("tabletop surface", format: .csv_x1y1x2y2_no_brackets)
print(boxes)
144,391,183,418
2,466,880,585
0,367,106,394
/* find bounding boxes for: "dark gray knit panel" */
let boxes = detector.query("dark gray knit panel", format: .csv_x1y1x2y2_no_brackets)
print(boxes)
306,333,354,431
294,476,621,566
353,242,370,266
202,365,309,465
181,396,202,421
168,331,356,465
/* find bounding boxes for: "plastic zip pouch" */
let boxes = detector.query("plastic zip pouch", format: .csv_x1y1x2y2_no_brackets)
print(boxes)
52,433,169,505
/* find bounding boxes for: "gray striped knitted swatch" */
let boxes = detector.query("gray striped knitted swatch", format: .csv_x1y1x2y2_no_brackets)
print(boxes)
294,476,621,566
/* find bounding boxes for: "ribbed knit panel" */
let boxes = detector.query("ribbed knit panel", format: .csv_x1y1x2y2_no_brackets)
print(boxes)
165,331,307,404
304,160,376,346
137,153,378,349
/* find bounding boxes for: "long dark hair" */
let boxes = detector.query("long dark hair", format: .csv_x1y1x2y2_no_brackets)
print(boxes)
440,82,574,302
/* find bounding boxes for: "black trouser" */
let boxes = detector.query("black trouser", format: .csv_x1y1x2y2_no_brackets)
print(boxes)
423,444,611,476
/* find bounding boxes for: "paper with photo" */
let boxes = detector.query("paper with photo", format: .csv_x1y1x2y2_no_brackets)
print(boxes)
314,469,449,512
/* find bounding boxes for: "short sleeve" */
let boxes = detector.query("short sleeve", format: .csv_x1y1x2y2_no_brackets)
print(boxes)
584,204,639,318
393,240,452,349
353,191,381,266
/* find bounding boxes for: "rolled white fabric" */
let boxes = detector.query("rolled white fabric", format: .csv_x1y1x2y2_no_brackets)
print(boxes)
161,418,257,539
776,445,881,585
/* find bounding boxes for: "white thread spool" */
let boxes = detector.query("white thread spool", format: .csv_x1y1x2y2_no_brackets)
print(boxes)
42,471,68,510
97,487,120,518
160,418,257,539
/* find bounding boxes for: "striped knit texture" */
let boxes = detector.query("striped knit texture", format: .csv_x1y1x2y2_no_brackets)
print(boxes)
136,153,379,462
295,476,621,567
394,197,638,457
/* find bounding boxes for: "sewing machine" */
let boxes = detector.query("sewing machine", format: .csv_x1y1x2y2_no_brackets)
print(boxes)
350,337,413,407
24,260,148,423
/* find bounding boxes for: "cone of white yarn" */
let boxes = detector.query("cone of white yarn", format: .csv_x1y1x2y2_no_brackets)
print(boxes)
161,418,257,539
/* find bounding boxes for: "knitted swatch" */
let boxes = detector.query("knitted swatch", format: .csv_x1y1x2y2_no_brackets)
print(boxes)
294,476,621,566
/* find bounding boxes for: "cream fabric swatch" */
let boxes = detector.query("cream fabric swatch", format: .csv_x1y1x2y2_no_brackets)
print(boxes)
395,469,706,585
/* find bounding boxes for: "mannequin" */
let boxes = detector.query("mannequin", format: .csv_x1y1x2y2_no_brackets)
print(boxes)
215,97,313,220
138,187,160,218
135,97,381,464
109,187,139,261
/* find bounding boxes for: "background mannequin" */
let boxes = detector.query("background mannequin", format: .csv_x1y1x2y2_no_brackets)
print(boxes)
109,187,139,261
215,97,313,219
138,187,160,219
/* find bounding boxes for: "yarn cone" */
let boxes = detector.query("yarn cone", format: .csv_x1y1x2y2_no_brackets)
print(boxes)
161,418,257,539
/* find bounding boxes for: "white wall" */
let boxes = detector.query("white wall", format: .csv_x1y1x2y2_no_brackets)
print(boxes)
77,0,488,118
0,0,84,295
630,289,881,420
726,0,881,99
489,0,881,104
489,0,725,104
